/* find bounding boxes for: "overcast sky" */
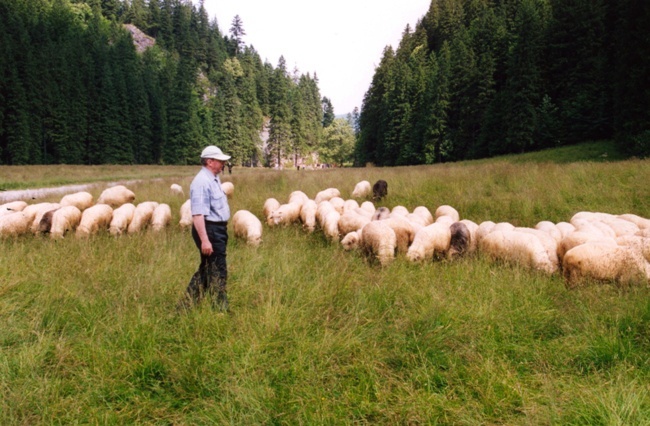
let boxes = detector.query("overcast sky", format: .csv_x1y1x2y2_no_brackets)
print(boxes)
195,0,431,115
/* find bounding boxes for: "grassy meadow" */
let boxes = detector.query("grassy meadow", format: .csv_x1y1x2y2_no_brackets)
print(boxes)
1,143,650,424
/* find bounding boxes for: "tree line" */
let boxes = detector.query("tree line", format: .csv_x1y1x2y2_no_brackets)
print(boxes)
355,0,650,166
0,0,334,166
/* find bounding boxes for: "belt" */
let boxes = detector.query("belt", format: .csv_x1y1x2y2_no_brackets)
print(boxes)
205,220,228,226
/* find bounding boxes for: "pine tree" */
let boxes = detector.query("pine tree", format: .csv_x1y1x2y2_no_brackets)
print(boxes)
321,97,335,127
356,45,395,166
501,0,546,153
545,0,609,144
610,0,650,157
267,56,292,167
229,14,246,55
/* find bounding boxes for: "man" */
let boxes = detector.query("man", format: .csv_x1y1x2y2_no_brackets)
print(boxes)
179,145,231,311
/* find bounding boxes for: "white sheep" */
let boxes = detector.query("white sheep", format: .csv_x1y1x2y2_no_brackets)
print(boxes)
60,191,94,211
534,221,563,244
638,229,650,238
493,222,515,233
288,190,309,207
221,181,234,199
316,201,336,227
600,216,640,237
562,241,650,288
97,185,135,207
412,206,434,226
315,187,341,204
23,202,60,233
351,180,372,198
514,227,560,273
151,203,172,231
0,211,32,237
616,235,650,262
109,203,136,236
76,204,114,238
322,210,341,241
406,213,429,227
570,211,615,224
479,229,556,274
341,230,361,251
354,207,375,220
359,201,376,214
329,197,345,214
382,215,416,254
555,222,576,239
435,205,460,222
435,215,455,228
300,199,318,233
179,199,192,229
475,221,497,248
233,210,263,247
268,202,302,227
360,221,397,266
372,207,390,221
337,210,371,236
50,206,82,239
127,201,159,234
557,231,617,262
390,205,409,217
571,214,617,238
406,222,452,262
170,184,184,196
263,198,281,224
580,219,617,239
618,213,650,230
343,199,360,214
0,201,28,217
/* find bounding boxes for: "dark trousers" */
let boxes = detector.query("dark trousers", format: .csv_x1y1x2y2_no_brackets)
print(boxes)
182,221,228,309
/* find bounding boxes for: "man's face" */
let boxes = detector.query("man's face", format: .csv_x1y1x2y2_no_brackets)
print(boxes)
207,158,225,174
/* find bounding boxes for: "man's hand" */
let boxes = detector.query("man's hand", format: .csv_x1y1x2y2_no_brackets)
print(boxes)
201,239,213,256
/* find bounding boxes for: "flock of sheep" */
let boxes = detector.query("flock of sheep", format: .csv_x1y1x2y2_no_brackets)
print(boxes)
2,178,650,289
233,179,650,289
0,182,239,240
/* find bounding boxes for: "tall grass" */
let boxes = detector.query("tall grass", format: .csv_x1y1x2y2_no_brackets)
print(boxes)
1,150,649,424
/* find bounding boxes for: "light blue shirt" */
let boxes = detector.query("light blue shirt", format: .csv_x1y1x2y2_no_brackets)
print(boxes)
190,167,230,222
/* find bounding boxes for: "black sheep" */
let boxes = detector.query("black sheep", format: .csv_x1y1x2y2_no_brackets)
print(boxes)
448,221,471,260
372,179,388,201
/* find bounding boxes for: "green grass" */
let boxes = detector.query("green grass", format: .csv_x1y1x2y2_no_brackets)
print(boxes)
1,146,650,424
471,140,629,164
0,164,197,191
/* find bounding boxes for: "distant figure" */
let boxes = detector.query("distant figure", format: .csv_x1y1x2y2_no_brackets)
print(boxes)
372,179,388,201
227,162,233,175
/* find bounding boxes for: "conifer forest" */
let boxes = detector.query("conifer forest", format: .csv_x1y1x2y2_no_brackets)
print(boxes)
1,0,648,166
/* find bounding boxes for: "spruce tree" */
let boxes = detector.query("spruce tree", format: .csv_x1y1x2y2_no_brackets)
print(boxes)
321,97,335,127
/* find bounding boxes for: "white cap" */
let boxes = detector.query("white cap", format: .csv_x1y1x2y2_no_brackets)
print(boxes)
201,145,231,161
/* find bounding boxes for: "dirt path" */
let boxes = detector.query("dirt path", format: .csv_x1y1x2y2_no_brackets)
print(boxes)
0,180,145,204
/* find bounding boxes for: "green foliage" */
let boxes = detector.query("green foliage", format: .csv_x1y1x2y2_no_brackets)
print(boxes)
358,0,650,165
0,0,325,166
320,118,355,166
1,155,649,423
